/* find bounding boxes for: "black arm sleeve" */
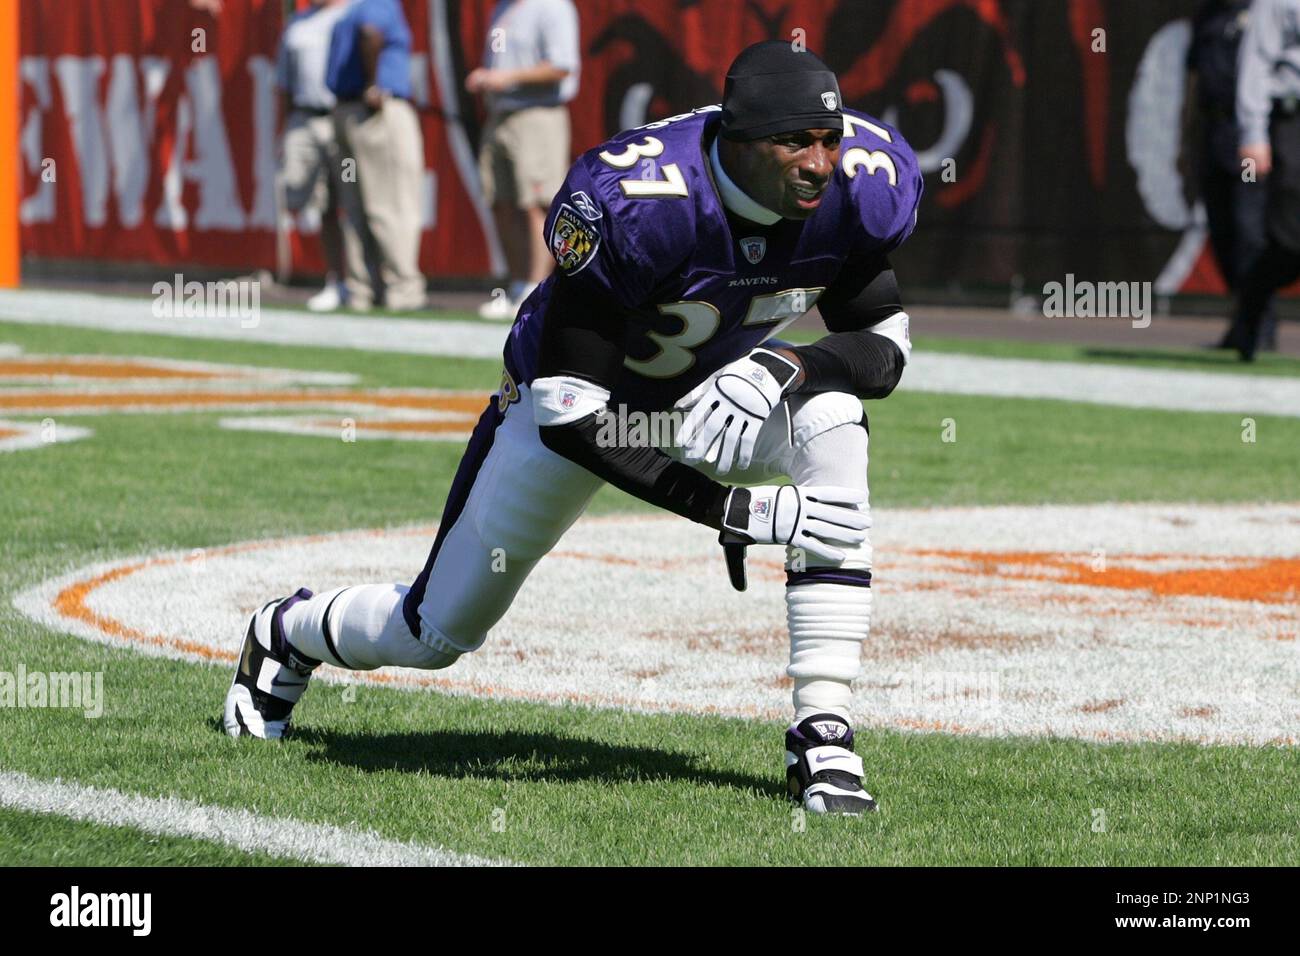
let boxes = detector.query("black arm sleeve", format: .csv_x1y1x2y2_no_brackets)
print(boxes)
534,275,730,529
786,254,908,399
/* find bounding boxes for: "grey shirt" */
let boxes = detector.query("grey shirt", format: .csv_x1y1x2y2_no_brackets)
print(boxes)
1238,0,1300,145
482,0,580,114
277,2,353,111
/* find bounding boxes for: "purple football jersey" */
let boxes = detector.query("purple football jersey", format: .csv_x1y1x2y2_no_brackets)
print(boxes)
505,104,923,412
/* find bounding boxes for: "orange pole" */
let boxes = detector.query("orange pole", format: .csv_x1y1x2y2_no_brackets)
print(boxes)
0,0,19,287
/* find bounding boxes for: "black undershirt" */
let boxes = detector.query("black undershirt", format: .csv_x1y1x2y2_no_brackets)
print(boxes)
534,255,906,527
788,253,907,398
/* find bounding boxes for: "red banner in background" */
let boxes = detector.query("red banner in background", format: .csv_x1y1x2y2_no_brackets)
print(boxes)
16,0,1278,296
18,0,497,277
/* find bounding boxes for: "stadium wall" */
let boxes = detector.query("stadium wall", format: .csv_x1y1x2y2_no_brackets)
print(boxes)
15,0,1275,298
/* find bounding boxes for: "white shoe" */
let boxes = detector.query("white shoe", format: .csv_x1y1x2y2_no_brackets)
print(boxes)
477,289,517,321
307,283,345,313
223,590,321,739
785,713,878,814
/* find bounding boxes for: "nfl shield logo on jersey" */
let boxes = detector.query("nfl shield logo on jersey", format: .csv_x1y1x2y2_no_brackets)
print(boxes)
739,236,766,264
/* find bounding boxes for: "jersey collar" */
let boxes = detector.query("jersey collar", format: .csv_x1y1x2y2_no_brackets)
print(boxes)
709,135,782,225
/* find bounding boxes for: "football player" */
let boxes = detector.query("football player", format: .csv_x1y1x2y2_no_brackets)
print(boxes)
225,41,922,816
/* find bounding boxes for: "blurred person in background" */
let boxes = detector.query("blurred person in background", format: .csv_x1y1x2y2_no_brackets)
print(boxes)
327,0,427,311
277,0,354,312
1233,0,1300,360
467,0,580,320
1187,0,1277,351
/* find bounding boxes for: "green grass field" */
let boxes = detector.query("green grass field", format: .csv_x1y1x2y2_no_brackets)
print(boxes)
1,308,1297,866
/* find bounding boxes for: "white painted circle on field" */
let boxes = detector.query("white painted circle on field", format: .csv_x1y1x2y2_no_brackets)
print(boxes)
14,505,1300,746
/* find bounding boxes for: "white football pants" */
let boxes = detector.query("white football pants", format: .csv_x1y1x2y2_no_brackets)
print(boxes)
282,378,872,722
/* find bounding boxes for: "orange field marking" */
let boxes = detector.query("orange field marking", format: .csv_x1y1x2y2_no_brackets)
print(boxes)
0,353,495,445
0,389,488,413
350,420,474,435
54,561,230,663
911,548,1300,604
0,360,229,380
44,525,781,721
36,515,1300,744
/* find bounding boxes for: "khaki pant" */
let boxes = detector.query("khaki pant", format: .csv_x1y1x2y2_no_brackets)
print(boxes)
282,112,339,214
478,106,570,209
334,98,426,310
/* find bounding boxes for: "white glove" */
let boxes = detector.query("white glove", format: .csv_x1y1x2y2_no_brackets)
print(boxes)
677,348,800,475
721,484,869,564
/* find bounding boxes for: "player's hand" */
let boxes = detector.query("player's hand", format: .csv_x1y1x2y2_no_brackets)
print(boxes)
676,348,801,475
721,484,869,564
465,68,513,94
1240,142,1272,177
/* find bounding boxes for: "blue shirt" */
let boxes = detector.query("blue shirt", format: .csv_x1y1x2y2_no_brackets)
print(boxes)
326,0,413,100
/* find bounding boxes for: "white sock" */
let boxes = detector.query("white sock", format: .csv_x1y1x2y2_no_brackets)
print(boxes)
280,584,458,671
788,582,872,722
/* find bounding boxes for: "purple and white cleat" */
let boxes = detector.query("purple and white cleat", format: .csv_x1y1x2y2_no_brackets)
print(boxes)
223,589,321,740
785,713,877,815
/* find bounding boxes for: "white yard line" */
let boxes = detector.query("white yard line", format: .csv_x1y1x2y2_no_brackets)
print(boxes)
2,288,1298,416
0,289,511,360
0,769,511,867
0,419,92,452
902,351,1300,417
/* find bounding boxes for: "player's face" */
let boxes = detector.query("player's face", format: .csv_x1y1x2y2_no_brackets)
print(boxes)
735,128,842,220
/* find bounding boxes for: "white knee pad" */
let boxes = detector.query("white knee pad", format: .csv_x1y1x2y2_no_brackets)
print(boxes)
281,583,461,671
330,585,464,671
787,391,865,450
786,397,870,572
417,614,490,670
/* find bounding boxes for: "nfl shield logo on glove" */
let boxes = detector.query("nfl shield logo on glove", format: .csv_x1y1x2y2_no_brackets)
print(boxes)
739,237,766,264
751,497,772,519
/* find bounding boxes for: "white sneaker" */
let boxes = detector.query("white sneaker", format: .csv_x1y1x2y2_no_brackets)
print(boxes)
223,590,321,739
307,283,345,313
477,288,517,321
785,713,878,814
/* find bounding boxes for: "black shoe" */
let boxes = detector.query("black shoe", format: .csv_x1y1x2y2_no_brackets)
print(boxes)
223,589,320,739
785,713,877,815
